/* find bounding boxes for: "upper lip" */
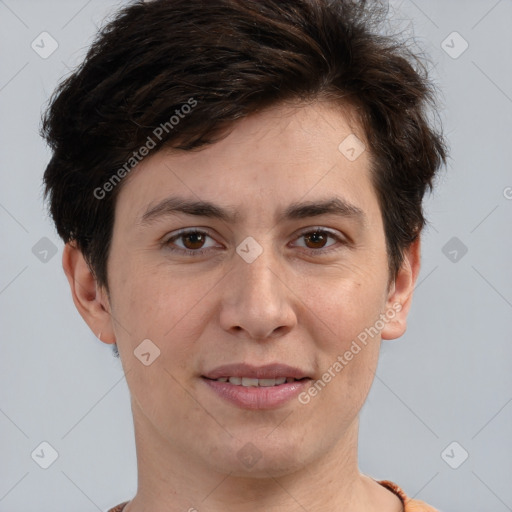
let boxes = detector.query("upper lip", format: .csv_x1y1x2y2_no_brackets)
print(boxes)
202,363,311,380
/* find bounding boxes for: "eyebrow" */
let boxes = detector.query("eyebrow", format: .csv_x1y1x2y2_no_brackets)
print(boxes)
139,195,366,226
140,196,240,225
280,198,365,225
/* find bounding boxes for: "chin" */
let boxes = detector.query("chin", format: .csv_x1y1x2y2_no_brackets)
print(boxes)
207,434,314,478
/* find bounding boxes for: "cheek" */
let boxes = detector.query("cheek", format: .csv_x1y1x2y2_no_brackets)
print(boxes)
110,267,209,426
296,266,388,347
109,259,221,377
300,308,381,432
294,271,385,409
110,254,194,331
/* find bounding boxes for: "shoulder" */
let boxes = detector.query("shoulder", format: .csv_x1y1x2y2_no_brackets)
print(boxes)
107,502,129,512
378,479,440,512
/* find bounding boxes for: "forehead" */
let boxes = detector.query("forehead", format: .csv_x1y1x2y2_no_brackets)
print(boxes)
114,100,378,225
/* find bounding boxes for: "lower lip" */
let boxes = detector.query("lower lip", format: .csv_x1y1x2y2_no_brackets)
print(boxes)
202,377,311,410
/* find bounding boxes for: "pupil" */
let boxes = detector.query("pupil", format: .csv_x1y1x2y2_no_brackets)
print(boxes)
185,232,204,249
306,232,325,248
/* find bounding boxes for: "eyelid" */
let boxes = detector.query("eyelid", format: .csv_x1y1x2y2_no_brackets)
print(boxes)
164,227,213,239
293,226,345,239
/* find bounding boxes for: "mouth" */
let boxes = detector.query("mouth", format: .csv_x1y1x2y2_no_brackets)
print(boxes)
202,362,312,381
202,376,310,387
200,363,313,410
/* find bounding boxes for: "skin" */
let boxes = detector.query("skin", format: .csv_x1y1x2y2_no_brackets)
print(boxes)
64,100,420,512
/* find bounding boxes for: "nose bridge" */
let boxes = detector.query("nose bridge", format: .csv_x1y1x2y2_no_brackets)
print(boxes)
240,246,279,297
219,237,296,339
236,239,283,308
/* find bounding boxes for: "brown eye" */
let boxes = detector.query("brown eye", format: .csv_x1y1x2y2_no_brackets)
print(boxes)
303,231,329,249
165,229,219,255
292,228,345,254
181,232,207,250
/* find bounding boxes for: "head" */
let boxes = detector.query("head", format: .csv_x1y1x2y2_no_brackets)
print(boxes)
42,0,446,478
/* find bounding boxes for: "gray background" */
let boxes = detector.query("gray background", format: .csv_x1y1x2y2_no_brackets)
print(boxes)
1,0,511,511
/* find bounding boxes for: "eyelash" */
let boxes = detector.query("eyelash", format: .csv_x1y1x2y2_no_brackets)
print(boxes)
163,227,347,257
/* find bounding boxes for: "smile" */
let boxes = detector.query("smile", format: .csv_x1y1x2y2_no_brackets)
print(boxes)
202,376,312,409
206,376,306,386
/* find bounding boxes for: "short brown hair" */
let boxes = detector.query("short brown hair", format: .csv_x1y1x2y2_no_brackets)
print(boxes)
41,0,447,290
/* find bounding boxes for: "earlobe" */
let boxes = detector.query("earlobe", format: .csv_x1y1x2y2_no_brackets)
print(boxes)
380,237,421,340
62,242,116,345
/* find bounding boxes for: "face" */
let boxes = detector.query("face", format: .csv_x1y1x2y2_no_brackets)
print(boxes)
70,100,418,478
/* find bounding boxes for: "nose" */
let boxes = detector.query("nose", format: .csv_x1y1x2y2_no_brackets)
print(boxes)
219,244,297,341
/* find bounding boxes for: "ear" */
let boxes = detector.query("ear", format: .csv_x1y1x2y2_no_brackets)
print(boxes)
380,237,421,340
62,242,116,345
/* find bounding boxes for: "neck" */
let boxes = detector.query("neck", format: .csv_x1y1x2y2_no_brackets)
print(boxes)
124,401,399,512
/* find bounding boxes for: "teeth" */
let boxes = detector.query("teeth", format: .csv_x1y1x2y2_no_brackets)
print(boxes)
241,377,259,387
216,377,297,386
